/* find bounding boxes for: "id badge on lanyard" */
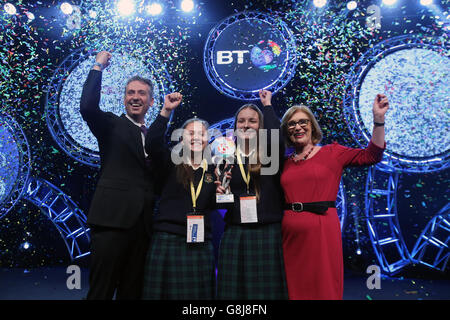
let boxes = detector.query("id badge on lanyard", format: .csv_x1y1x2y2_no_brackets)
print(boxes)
240,195,258,223
237,149,258,223
187,214,204,243
187,159,207,243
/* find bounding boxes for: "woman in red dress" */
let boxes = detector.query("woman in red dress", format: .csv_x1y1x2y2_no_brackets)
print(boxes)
280,94,389,300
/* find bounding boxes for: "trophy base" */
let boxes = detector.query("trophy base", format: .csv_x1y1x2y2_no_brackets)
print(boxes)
216,193,234,203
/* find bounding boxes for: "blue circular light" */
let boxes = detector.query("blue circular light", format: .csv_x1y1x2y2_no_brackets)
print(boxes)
203,11,297,100
181,0,194,13
59,54,160,152
0,122,20,205
359,48,449,159
0,113,31,218
4,3,17,15
313,0,327,8
60,2,73,15
146,3,163,16
117,0,135,16
22,242,30,250
46,47,171,167
343,35,450,173
347,1,357,10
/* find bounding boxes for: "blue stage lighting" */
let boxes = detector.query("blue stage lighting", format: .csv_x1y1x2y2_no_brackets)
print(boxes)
117,0,135,16
358,48,449,159
23,177,91,260
59,54,159,152
22,242,30,250
0,123,20,207
147,3,163,16
382,0,397,6
60,2,73,15
343,35,449,173
46,47,172,167
25,11,35,21
313,0,327,8
0,113,31,218
88,10,97,19
3,3,17,15
347,1,357,10
420,0,433,5
181,0,194,13
203,11,297,100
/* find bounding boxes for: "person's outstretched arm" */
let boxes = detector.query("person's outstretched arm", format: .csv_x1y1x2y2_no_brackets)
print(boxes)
80,51,112,138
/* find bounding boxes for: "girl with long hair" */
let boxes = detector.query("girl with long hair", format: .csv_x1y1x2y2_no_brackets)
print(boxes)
216,90,288,300
142,93,217,299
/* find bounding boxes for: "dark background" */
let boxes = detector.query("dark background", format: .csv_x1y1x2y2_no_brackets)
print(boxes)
0,0,448,281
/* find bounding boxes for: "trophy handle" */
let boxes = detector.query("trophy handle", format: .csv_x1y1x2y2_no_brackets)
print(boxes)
221,163,233,192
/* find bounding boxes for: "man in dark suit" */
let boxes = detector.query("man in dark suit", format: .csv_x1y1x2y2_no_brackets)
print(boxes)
80,51,181,299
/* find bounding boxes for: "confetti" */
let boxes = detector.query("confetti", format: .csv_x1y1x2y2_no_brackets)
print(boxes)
0,0,447,279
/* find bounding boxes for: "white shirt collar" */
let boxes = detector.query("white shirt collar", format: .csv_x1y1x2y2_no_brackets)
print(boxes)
237,146,256,158
185,156,207,169
125,114,145,127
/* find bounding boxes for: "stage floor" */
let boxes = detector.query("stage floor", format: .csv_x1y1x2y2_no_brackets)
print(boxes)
1,267,449,300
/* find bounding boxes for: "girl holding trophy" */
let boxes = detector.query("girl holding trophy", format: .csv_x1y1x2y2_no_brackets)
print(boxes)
215,90,288,300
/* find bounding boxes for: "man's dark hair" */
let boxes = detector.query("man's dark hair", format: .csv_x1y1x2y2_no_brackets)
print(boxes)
125,75,154,98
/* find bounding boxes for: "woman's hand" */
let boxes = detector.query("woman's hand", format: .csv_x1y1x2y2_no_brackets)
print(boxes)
259,90,272,107
371,93,389,148
373,93,389,123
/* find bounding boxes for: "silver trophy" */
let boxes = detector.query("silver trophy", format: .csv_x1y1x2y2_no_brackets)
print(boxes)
211,136,235,203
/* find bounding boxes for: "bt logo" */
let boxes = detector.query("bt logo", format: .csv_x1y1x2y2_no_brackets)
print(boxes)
216,50,250,65
215,41,281,71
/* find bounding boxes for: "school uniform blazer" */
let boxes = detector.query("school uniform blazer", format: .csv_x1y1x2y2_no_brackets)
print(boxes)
80,69,155,229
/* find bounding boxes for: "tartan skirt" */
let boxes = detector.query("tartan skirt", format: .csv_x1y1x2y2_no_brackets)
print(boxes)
216,223,288,300
142,232,215,300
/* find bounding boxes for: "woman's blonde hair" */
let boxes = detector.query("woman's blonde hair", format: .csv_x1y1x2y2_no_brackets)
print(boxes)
281,105,323,147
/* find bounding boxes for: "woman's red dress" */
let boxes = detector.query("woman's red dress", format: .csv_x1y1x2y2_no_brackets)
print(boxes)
280,141,385,300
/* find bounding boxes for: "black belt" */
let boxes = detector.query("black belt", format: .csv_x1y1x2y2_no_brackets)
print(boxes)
284,201,335,214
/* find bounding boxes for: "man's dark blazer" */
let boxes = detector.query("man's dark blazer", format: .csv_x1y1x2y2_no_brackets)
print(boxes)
80,69,155,229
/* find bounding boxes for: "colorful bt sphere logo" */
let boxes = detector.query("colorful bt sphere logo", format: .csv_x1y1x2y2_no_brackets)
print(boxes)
251,40,282,71
204,11,296,100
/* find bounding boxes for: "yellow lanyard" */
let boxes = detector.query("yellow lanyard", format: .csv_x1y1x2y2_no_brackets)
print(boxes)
190,159,207,212
236,148,251,193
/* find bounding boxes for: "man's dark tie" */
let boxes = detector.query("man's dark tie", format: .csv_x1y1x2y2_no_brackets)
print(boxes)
140,125,148,136
140,125,151,167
